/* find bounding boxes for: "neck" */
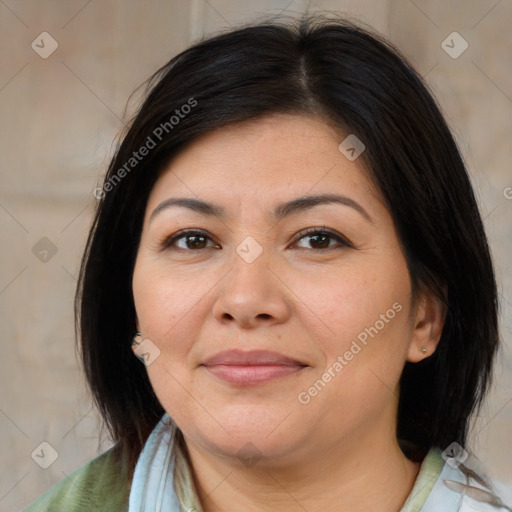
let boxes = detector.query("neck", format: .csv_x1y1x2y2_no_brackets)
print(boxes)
183,422,421,512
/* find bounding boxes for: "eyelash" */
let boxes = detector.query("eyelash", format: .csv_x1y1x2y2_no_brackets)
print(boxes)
161,227,353,252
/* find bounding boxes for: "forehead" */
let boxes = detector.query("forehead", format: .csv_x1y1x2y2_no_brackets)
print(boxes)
147,114,381,213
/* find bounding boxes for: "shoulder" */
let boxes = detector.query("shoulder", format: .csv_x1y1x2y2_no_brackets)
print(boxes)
23,445,131,512
421,447,511,512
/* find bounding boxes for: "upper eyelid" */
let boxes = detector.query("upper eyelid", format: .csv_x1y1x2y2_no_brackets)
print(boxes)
294,227,352,245
161,228,215,248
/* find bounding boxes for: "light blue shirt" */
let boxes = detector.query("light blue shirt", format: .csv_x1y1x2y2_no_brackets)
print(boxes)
129,414,511,512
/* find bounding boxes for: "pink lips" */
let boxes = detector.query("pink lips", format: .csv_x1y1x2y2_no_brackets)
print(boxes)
201,349,307,386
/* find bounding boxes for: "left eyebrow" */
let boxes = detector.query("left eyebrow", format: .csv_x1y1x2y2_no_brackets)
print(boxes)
273,193,374,224
149,193,374,224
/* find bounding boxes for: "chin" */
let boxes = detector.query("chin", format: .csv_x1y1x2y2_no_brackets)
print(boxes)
185,410,306,462
204,432,304,468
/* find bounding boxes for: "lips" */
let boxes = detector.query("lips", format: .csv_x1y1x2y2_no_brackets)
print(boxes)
201,349,308,386
202,349,307,367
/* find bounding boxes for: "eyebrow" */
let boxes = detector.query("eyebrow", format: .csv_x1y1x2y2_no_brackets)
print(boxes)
149,193,374,224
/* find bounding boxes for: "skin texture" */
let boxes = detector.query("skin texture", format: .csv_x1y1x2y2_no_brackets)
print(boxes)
132,114,445,512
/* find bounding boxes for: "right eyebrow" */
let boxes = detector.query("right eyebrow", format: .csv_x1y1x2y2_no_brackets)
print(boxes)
149,198,224,224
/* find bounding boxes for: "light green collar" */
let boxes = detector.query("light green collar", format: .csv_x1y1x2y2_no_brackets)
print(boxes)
400,447,445,512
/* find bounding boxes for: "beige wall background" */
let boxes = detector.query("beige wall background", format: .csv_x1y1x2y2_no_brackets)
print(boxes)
0,0,511,509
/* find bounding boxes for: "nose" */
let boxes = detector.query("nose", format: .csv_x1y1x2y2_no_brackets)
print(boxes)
212,244,291,329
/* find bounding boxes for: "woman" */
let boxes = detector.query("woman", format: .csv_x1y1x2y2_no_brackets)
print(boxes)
25,14,510,512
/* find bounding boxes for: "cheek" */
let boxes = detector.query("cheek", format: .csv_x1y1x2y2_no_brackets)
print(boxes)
145,361,201,432
132,273,197,411
302,301,411,433
133,270,202,420
298,264,410,353
132,262,206,341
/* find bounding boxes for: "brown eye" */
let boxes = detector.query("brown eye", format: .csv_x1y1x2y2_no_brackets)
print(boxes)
162,230,219,251
182,234,208,249
294,228,352,250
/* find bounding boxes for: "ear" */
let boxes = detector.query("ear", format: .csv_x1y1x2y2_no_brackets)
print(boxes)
407,287,446,363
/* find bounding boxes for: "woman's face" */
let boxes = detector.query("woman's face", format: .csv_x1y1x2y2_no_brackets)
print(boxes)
132,114,429,466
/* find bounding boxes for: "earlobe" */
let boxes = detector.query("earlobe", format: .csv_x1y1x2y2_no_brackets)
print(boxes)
407,288,446,363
